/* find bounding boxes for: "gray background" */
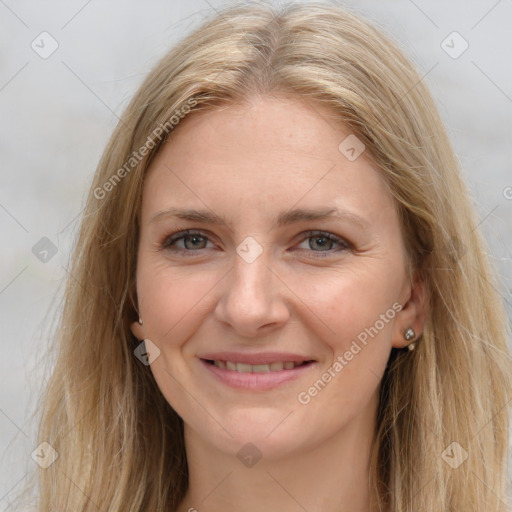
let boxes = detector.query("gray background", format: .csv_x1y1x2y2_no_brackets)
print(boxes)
1,0,511,508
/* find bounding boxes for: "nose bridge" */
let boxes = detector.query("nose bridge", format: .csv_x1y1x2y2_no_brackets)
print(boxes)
231,236,273,308
215,235,288,335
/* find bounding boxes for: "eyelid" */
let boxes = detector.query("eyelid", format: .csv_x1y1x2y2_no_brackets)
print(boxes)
159,229,216,253
305,229,350,248
159,228,352,257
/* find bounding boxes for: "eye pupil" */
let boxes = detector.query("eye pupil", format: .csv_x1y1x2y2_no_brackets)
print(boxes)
185,234,206,249
310,236,332,251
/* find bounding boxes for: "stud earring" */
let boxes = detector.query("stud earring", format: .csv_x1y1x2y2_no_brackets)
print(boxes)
404,328,415,350
138,317,143,326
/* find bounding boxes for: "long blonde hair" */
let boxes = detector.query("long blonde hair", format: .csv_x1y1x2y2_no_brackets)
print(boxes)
24,1,512,510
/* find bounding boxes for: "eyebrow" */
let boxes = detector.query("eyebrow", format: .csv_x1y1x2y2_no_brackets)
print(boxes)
149,206,370,231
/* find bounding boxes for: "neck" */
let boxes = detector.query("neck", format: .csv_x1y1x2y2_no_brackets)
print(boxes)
176,391,381,512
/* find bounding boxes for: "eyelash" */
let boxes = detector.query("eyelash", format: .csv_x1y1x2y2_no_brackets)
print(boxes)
158,229,352,258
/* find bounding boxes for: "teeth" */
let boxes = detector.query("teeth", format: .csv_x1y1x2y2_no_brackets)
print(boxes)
236,363,252,373
211,360,306,372
270,361,284,371
252,364,270,373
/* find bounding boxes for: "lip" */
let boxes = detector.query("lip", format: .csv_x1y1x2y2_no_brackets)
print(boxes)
198,352,317,391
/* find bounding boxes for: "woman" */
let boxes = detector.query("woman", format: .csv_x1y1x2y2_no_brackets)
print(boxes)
29,1,512,511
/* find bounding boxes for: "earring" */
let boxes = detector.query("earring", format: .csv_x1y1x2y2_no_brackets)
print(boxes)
138,317,143,326
404,328,416,350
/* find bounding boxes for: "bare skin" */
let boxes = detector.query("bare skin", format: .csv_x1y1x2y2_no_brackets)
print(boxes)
131,94,428,512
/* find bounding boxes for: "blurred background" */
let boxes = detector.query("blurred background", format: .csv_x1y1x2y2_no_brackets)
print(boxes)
1,0,511,508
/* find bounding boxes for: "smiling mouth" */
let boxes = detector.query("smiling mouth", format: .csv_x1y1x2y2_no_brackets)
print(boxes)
202,359,314,373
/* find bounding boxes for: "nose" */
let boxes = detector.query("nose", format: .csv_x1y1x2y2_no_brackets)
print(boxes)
214,246,290,338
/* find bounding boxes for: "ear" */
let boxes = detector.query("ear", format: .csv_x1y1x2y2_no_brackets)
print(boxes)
130,320,144,341
392,269,429,348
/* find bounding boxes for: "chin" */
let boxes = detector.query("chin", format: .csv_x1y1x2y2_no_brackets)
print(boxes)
195,408,315,460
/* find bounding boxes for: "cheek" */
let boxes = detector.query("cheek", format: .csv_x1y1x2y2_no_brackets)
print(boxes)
137,262,214,347
291,273,396,427
138,254,401,356
293,266,399,396
295,264,399,345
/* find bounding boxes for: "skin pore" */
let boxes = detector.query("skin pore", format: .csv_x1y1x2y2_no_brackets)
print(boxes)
130,94,427,512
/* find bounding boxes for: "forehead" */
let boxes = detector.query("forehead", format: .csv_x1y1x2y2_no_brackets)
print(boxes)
141,95,395,225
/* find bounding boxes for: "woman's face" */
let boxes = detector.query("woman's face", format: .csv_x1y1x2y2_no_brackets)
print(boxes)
131,95,425,460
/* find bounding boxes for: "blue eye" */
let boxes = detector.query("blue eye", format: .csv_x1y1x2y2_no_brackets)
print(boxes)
160,229,351,257
296,231,350,254
161,230,213,255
